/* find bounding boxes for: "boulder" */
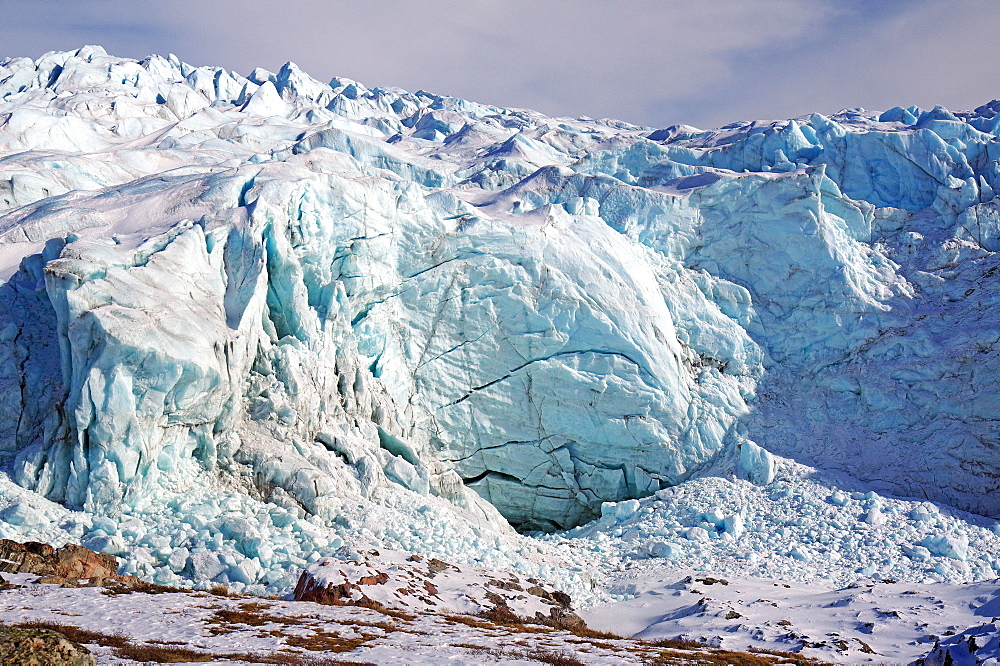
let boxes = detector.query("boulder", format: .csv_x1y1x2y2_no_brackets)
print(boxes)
293,547,587,630
0,626,96,666
293,561,389,609
540,606,587,631
0,539,119,581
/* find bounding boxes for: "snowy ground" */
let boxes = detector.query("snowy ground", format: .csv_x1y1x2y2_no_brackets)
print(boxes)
3,567,998,664
0,573,823,665
583,569,1000,664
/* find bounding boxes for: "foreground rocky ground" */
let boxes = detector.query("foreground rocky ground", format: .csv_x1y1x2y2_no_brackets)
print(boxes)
4,537,993,664
0,573,830,665
0,538,825,665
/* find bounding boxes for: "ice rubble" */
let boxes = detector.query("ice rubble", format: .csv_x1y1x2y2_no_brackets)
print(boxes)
553,454,1000,589
0,46,999,600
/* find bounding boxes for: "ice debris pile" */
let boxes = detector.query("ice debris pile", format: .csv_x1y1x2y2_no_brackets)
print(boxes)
0,46,999,596
552,454,1000,590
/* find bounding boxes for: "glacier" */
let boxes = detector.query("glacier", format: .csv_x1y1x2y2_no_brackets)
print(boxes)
0,46,999,599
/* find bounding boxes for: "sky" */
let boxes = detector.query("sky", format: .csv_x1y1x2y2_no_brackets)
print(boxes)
2,0,999,130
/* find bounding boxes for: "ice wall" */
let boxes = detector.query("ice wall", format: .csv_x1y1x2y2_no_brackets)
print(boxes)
0,46,999,541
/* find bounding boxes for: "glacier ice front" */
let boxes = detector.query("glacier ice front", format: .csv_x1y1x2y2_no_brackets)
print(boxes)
0,46,761,533
0,46,999,594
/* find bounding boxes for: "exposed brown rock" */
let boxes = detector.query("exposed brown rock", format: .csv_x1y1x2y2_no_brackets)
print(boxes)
695,576,730,586
293,567,389,608
527,584,573,608
426,558,451,574
0,626,96,666
0,540,54,574
551,590,572,608
0,538,169,593
527,584,553,601
0,539,118,581
540,606,588,631
52,544,119,580
488,578,524,592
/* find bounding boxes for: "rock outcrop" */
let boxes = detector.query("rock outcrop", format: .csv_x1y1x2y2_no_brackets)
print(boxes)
0,626,96,666
0,539,118,582
293,547,584,627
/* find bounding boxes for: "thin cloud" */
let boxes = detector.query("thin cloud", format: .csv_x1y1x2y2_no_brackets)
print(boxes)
657,0,1000,127
1,0,996,129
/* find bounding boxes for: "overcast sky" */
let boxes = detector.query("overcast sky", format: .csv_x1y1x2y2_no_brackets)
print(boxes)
3,0,999,129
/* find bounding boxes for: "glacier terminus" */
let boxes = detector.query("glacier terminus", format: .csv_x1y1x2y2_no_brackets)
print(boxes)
1,46,1000,651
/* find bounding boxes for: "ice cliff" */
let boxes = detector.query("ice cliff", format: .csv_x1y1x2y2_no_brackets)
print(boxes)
0,46,999,593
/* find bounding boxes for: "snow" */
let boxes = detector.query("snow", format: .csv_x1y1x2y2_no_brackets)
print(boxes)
921,622,1000,665
1,564,997,664
1,45,1000,662
581,571,1000,663
293,547,576,620
0,574,644,664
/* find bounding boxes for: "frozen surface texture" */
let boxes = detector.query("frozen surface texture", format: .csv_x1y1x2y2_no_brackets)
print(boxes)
0,574,796,665
581,571,1000,663
0,47,999,601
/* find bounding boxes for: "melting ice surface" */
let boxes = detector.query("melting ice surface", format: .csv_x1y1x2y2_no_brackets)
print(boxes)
1,46,1000,605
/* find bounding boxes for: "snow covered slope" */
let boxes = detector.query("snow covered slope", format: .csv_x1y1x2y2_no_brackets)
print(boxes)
1,46,999,604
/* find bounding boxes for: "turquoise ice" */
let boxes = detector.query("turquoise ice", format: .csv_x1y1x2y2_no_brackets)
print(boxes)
0,47,998,593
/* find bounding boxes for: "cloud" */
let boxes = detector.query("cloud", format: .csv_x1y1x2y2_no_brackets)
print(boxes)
160,0,828,126
2,0,997,129
652,0,1000,127
0,0,176,61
